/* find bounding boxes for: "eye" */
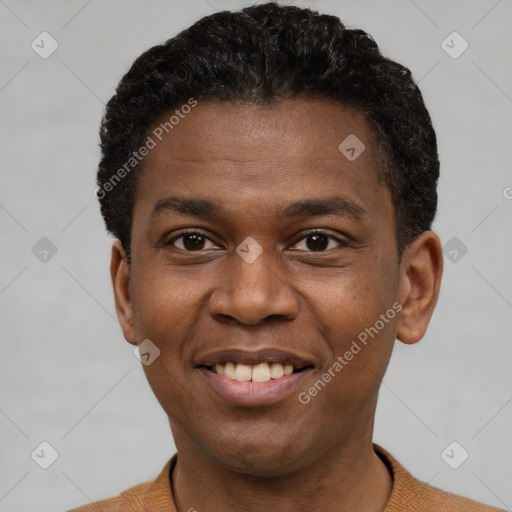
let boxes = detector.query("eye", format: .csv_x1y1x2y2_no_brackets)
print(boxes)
165,229,347,253
166,230,219,251
291,231,347,252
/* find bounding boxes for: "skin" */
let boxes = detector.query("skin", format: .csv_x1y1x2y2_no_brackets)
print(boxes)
110,99,443,512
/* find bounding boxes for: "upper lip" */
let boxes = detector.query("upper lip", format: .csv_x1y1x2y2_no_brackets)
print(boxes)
196,348,315,370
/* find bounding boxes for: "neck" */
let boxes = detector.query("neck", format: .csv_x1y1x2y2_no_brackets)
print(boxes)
170,428,392,512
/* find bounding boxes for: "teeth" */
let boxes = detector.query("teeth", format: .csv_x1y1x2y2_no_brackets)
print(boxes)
223,362,236,379
252,363,271,382
234,363,252,381
269,363,284,379
211,361,297,381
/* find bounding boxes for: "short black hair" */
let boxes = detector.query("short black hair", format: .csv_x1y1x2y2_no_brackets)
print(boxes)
96,1,439,264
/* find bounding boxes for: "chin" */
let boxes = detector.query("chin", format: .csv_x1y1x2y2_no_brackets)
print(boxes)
204,428,314,478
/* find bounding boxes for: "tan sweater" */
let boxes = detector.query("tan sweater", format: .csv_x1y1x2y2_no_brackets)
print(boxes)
68,444,505,511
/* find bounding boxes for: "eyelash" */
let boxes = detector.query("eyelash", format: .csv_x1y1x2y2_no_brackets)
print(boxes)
165,229,348,252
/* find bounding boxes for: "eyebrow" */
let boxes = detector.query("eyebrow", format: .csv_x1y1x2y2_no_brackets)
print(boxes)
151,195,366,221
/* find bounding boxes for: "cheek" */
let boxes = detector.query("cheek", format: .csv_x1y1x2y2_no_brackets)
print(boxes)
315,262,397,336
309,264,399,389
131,270,205,422
131,267,204,371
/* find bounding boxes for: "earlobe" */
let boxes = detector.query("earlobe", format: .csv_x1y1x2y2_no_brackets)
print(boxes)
396,231,443,345
110,240,137,345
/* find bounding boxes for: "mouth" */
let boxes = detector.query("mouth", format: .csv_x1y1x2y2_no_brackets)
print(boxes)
196,349,314,406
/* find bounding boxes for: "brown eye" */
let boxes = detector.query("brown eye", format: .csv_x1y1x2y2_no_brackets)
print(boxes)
292,231,346,252
167,231,217,251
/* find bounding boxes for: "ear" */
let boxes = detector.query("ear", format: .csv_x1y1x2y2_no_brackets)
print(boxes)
110,240,137,345
396,231,443,345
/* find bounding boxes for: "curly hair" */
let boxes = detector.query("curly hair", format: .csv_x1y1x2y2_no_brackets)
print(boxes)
96,1,439,264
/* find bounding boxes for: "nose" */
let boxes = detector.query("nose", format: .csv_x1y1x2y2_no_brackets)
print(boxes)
207,243,299,326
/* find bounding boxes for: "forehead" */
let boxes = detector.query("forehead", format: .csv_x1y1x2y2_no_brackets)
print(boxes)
133,99,392,229
144,99,374,168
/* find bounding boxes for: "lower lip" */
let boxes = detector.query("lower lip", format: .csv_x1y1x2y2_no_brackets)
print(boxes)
199,367,312,406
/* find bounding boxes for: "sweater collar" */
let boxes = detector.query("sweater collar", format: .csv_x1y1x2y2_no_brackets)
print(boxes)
143,443,422,511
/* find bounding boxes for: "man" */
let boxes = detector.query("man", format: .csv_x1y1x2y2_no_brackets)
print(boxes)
71,2,504,511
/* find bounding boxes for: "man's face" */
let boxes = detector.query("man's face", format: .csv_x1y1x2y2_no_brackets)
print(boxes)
124,99,403,475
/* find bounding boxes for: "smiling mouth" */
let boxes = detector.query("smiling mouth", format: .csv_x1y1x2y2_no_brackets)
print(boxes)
204,362,309,383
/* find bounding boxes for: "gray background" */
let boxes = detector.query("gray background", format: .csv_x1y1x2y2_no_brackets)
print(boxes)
1,0,511,510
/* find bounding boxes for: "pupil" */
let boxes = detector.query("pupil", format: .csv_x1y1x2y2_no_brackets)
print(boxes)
307,233,328,251
183,234,204,250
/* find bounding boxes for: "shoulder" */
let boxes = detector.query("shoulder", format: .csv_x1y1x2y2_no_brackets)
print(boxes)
373,444,506,512
67,456,176,512
415,481,506,512
67,481,151,512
